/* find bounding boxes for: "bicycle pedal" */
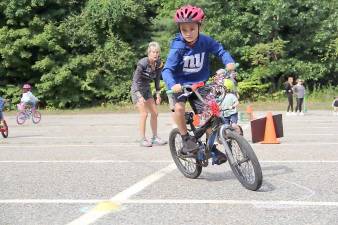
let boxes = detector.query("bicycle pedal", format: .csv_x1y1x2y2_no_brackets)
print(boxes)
178,151,196,158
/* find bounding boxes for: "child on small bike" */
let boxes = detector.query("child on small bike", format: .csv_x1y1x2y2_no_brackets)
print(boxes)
332,96,338,116
0,97,5,127
219,88,241,134
20,84,38,111
162,5,235,155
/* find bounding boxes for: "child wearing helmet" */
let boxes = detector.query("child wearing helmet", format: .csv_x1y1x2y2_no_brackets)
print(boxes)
20,84,38,110
162,5,235,154
0,97,5,127
332,96,338,116
215,68,239,98
220,89,241,134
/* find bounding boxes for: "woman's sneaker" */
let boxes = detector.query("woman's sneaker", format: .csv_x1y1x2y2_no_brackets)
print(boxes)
151,136,168,146
140,138,152,147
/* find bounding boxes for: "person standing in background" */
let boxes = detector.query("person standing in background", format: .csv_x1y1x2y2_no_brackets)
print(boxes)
293,79,305,116
284,76,295,115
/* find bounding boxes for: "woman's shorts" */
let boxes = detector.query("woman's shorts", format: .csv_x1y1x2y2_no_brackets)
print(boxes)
131,89,153,104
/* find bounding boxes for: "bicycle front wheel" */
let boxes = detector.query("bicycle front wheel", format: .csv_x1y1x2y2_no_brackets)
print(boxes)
32,110,41,124
16,112,26,125
224,130,262,191
1,120,8,138
169,128,202,179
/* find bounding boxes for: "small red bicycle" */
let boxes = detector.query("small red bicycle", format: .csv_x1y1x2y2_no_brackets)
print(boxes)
0,120,8,138
16,102,42,125
0,100,9,138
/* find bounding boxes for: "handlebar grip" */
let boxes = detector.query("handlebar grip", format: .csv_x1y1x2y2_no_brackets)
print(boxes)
191,82,205,91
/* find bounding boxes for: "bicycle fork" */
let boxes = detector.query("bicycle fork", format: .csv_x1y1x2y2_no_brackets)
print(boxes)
218,125,237,166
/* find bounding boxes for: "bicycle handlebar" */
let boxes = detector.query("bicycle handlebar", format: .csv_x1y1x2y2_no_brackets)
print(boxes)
166,82,205,102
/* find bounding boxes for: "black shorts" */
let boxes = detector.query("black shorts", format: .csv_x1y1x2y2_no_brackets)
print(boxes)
171,86,209,114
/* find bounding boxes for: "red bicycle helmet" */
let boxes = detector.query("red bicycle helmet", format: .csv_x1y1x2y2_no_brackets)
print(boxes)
174,5,205,24
23,84,31,90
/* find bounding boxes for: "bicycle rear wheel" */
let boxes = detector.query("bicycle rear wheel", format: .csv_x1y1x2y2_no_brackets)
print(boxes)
16,112,26,125
224,130,262,191
1,120,8,138
169,128,202,179
32,110,41,124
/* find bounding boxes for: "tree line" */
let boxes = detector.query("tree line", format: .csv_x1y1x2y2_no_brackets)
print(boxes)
0,0,337,108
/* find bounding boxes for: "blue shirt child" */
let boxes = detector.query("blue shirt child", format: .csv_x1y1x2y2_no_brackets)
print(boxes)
162,33,234,89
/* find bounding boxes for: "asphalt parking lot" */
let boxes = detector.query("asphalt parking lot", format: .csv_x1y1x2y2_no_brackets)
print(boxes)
0,110,337,225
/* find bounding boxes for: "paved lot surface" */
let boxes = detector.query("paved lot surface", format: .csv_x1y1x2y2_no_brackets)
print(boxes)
0,110,337,225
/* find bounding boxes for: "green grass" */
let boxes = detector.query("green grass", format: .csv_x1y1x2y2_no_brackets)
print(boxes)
3,85,336,115
3,98,333,116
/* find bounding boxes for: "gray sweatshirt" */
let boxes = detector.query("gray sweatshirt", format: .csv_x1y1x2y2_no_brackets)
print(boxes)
293,84,305,98
131,57,162,94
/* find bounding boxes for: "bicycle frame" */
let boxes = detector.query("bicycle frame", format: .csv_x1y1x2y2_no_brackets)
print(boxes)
176,83,238,166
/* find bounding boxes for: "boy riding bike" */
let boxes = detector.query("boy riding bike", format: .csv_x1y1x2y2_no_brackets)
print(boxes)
162,5,235,154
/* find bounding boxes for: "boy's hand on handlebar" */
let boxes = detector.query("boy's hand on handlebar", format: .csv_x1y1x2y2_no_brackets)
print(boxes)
171,84,182,93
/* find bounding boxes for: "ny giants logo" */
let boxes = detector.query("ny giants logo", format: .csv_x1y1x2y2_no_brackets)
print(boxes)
183,53,205,73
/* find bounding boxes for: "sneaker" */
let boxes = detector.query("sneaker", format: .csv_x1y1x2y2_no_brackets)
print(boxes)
211,145,227,165
151,136,167,146
181,135,199,154
140,138,152,147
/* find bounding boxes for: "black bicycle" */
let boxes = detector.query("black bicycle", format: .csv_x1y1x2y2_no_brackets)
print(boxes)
168,82,262,191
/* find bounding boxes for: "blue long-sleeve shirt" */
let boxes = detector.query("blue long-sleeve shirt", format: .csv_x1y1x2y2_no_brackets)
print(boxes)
162,33,234,89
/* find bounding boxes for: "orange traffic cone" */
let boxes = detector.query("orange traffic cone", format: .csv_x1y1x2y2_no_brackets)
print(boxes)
246,105,255,121
261,112,280,144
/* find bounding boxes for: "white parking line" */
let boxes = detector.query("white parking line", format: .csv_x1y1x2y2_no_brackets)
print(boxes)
11,136,131,139
284,134,338,136
125,199,338,207
0,160,172,163
1,142,338,148
284,127,338,129
66,163,176,225
1,199,337,207
0,160,338,163
0,144,139,148
253,142,338,146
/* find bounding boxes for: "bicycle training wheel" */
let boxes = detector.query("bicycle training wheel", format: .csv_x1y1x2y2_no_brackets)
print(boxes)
16,112,26,125
224,130,262,191
169,128,202,179
1,120,8,138
32,110,41,124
